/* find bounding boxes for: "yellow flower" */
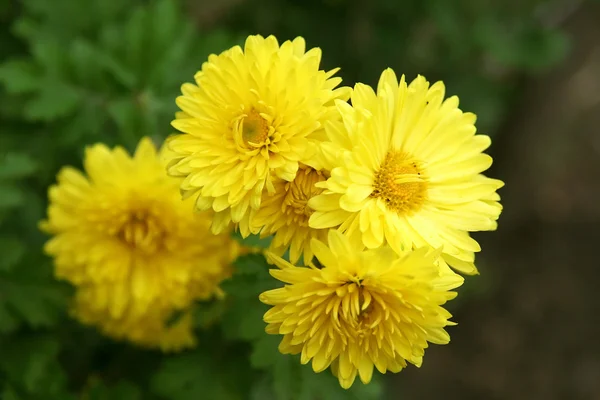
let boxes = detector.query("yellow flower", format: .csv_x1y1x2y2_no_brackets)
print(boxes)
260,230,463,389
165,34,350,236
308,69,504,274
74,289,197,352
251,164,329,264
40,137,238,350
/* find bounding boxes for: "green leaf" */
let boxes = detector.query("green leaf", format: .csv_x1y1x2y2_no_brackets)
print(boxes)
151,350,251,400
85,380,142,400
0,272,69,328
0,303,19,334
0,236,25,272
0,152,37,180
0,59,40,94
24,81,81,121
30,38,64,77
272,356,297,400
193,298,229,329
0,183,23,210
220,253,278,341
232,253,272,276
250,335,281,369
233,232,273,250
0,334,68,396
474,18,570,72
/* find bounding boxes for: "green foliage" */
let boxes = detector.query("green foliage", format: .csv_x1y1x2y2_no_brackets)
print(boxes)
0,0,239,148
0,334,74,399
0,0,572,398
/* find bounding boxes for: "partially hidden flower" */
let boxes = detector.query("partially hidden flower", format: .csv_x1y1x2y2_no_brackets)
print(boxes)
40,137,239,350
309,69,504,274
165,34,350,237
260,230,463,389
251,164,329,264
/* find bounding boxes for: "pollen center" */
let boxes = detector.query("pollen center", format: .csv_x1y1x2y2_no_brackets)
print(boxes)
118,210,164,254
371,151,427,214
283,167,326,226
241,109,270,148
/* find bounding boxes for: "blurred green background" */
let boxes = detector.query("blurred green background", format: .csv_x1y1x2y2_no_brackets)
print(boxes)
1,0,598,399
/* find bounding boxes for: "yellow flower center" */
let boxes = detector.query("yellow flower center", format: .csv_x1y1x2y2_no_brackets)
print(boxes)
118,209,165,254
283,167,326,226
371,151,427,214
241,109,270,148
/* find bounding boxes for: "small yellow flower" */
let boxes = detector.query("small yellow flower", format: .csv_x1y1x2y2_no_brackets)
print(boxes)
41,137,238,350
165,34,350,236
260,230,463,389
251,164,329,264
309,69,504,274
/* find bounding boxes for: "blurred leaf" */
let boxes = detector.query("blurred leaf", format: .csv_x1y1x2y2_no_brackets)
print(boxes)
193,298,229,329
84,380,142,400
0,152,37,179
24,81,82,121
151,350,251,400
233,232,273,250
0,302,19,334
474,17,570,71
250,335,281,369
0,59,40,93
0,236,25,272
0,261,69,328
0,183,23,209
0,334,68,396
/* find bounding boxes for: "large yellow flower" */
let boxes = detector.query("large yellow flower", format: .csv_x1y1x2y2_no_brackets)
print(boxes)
308,69,504,274
165,35,350,236
251,164,329,264
260,230,463,389
41,137,238,350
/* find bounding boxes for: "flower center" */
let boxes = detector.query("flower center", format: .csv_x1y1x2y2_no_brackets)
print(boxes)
371,151,427,214
283,167,326,226
118,210,164,254
241,109,270,148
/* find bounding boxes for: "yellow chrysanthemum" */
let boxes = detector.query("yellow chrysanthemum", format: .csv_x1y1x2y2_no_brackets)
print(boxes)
251,164,329,264
260,230,463,389
165,34,350,236
74,290,197,352
40,137,238,350
308,69,504,274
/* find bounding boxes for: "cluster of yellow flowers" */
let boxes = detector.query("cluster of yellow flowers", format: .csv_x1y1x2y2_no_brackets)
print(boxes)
42,35,503,388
